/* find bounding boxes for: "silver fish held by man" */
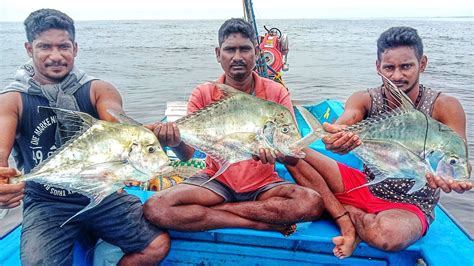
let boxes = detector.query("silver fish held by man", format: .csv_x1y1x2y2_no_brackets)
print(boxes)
301,74,470,194
10,107,171,226
175,82,320,183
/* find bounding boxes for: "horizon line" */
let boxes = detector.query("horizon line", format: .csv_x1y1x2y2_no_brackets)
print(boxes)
1,15,473,23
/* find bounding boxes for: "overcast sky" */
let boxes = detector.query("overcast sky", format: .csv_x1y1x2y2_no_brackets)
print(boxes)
1,0,473,21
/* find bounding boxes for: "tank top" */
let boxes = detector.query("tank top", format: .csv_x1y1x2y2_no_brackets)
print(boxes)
13,81,98,202
366,84,441,223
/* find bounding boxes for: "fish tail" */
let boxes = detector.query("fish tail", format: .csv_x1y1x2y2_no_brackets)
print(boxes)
290,105,326,150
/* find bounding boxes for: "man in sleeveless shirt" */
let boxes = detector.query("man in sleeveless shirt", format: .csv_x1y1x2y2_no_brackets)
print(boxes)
291,26,472,254
143,18,324,236
0,9,170,265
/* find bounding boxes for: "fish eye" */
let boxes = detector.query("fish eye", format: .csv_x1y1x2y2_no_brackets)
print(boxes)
147,146,157,153
449,158,459,165
281,126,290,134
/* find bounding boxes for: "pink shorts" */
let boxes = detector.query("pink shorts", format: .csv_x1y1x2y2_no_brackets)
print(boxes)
334,163,428,235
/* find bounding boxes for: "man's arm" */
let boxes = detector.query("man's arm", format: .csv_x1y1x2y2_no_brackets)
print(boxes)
322,90,370,154
90,80,124,122
427,94,472,193
0,92,25,209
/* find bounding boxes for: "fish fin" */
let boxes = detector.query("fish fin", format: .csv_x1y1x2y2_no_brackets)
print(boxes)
346,166,390,193
200,161,230,186
174,82,246,126
60,176,123,227
211,82,247,97
31,107,97,173
37,106,96,127
378,72,415,111
406,179,427,194
60,201,98,227
290,105,325,150
107,109,143,126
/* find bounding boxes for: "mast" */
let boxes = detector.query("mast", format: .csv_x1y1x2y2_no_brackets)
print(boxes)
242,0,269,78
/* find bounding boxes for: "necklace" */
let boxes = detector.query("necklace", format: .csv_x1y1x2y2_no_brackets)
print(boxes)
382,84,424,110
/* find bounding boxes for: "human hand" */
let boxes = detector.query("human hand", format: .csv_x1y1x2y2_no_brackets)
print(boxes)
146,122,182,148
426,173,473,193
321,123,361,154
0,167,25,209
252,148,283,165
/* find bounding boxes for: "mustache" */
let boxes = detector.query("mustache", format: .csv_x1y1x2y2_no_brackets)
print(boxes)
391,80,409,85
230,61,246,67
45,61,67,67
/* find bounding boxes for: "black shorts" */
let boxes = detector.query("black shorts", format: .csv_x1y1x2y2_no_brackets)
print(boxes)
183,173,291,202
21,191,164,265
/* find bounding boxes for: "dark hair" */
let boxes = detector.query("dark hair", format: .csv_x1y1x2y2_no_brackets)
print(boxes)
24,8,75,43
377,26,423,61
218,18,256,46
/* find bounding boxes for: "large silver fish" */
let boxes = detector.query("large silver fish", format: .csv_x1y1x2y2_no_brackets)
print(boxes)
302,74,470,194
10,107,171,226
175,82,319,182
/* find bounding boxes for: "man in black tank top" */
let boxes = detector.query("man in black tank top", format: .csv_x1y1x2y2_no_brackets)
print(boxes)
288,26,471,255
0,9,170,265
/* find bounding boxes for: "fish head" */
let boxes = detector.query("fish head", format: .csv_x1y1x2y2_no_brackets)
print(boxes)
127,127,172,179
265,110,305,158
426,149,471,181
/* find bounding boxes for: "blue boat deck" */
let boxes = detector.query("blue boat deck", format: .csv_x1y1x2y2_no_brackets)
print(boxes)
2,189,472,265
1,100,472,265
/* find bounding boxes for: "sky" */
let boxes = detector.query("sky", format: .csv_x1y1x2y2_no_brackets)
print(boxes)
0,0,473,21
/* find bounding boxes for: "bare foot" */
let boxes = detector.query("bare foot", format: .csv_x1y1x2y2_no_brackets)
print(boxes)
332,207,360,259
332,235,360,259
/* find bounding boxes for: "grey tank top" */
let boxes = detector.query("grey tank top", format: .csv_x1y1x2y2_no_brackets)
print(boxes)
366,84,441,224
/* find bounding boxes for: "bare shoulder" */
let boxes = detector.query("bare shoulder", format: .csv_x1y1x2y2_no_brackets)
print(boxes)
432,93,466,138
0,92,22,116
432,93,465,119
89,80,123,121
344,90,372,114
90,80,120,96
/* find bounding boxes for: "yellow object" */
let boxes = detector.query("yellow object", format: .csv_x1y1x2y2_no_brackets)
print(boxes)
323,107,331,120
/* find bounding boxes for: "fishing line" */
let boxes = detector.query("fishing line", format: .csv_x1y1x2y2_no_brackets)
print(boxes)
422,112,429,159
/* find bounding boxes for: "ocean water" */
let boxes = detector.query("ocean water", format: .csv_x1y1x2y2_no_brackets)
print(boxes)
1,18,473,235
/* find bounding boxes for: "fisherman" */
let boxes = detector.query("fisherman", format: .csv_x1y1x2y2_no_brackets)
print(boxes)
290,26,472,255
0,9,169,265
144,18,323,235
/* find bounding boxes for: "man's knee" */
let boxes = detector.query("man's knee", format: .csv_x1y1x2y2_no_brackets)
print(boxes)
142,233,171,262
292,187,324,220
365,215,419,251
143,195,171,226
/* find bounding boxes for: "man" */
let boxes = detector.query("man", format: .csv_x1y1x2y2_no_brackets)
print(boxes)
0,9,169,265
143,18,323,235
295,26,472,252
